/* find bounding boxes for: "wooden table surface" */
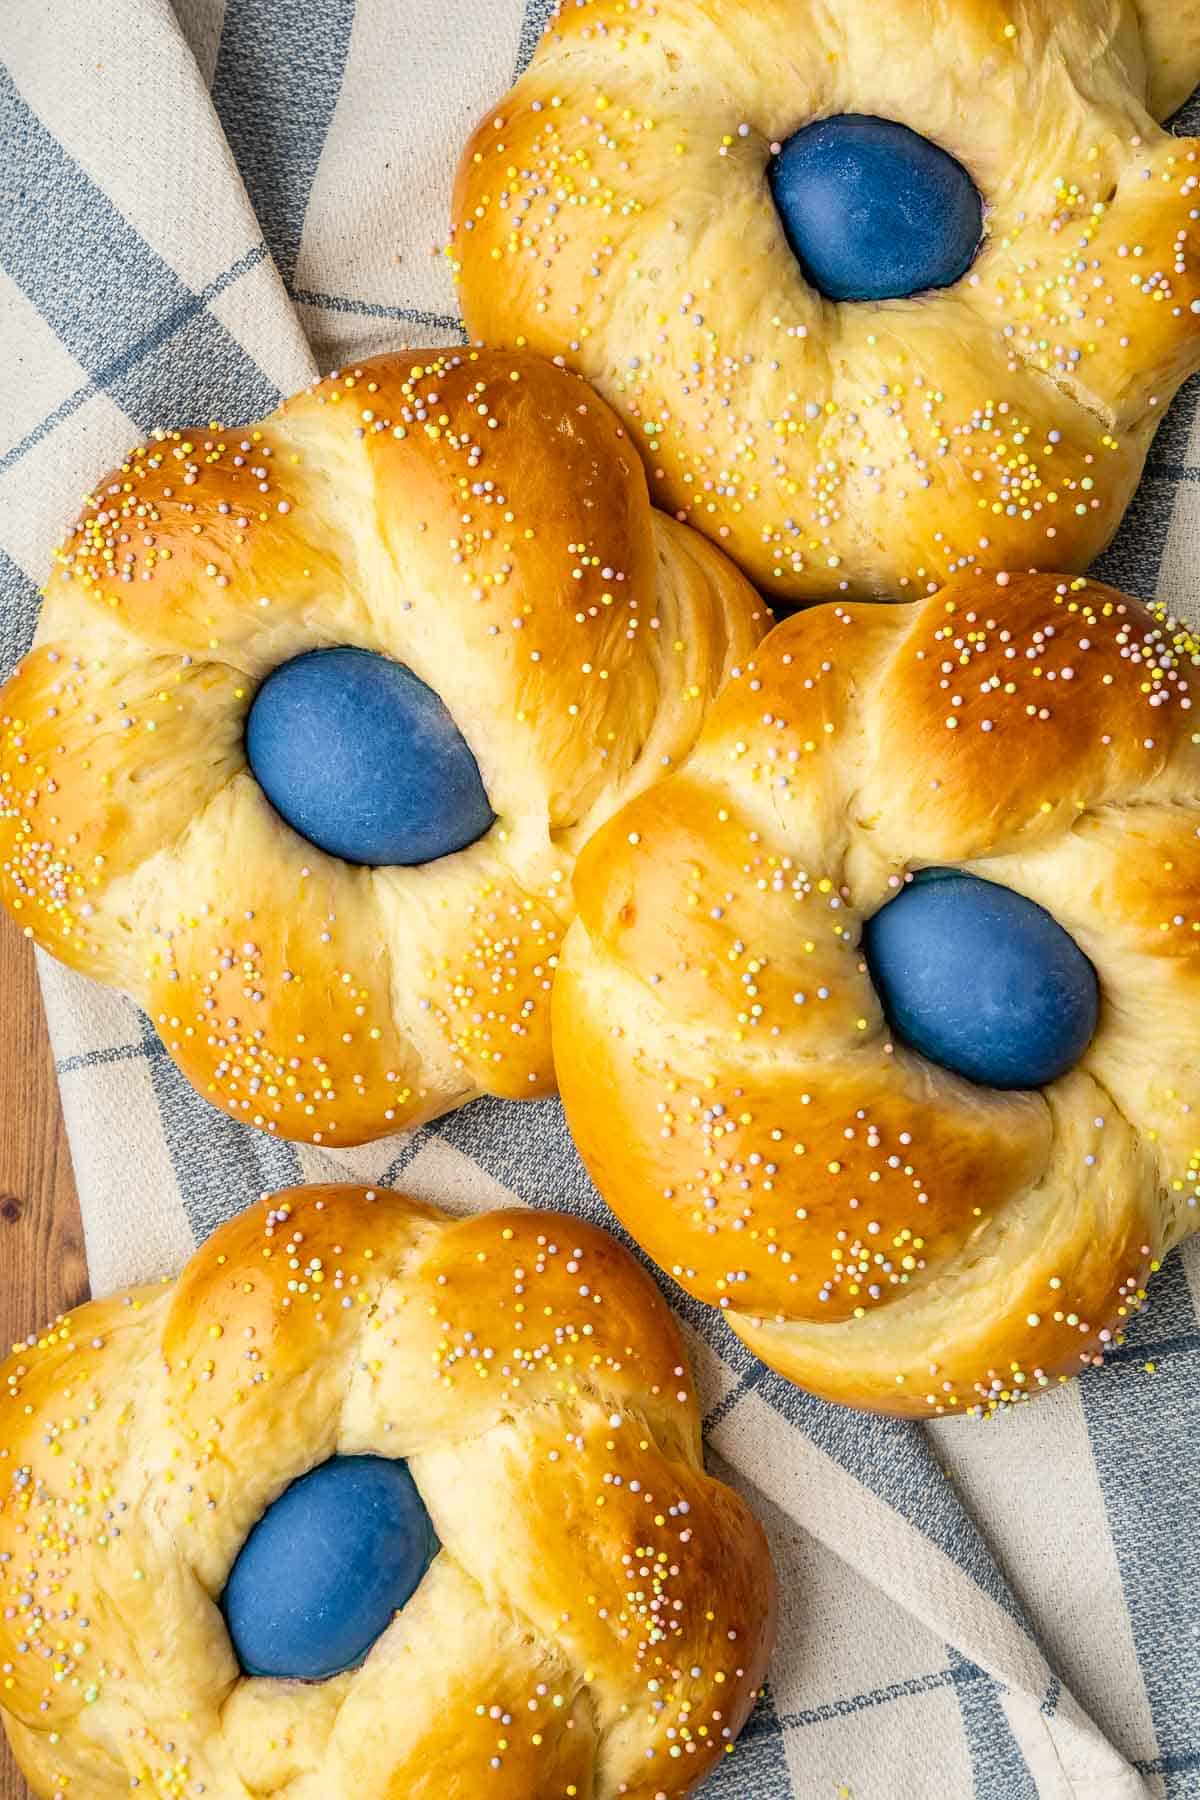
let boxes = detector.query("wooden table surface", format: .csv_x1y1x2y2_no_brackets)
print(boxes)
0,910,88,1800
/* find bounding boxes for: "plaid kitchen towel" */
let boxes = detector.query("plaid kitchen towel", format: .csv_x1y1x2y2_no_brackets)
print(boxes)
1,2,1198,1795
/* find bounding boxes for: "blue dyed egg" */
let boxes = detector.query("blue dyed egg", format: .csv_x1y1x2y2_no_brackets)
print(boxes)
862,870,1099,1090
769,114,983,303
245,647,494,866
222,1456,439,1680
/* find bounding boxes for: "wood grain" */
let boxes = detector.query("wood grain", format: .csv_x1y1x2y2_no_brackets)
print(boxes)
0,909,88,1800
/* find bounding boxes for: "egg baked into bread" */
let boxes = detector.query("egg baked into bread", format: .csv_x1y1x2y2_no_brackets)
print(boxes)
453,0,1200,604
554,573,1200,1417
0,349,767,1147
0,1186,776,1798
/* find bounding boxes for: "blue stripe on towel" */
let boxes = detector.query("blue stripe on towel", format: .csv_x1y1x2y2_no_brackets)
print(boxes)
704,1360,777,1435
290,288,467,339
776,1657,990,1730
1091,372,1200,601
57,1039,165,1078
0,72,274,431
0,246,271,480
0,547,41,680
515,0,558,77
211,0,356,289
104,296,278,433
1104,1328,1200,1370
946,1650,1036,1799
1081,1249,1200,1789
139,1015,303,1244
375,1134,431,1190
1135,1750,1200,1787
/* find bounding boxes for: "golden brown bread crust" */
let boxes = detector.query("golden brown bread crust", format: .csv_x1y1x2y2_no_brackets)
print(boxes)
1134,0,1200,114
452,0,1200,603
554,573,1200,1415
0,349,767,1145
0,1185,775,1797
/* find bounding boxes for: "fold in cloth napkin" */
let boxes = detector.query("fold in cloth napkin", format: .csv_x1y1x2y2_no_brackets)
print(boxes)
2,3,1199,1793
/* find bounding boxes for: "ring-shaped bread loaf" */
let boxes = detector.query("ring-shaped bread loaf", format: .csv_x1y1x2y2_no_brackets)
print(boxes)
453,0,1200,603
0,350,767,1146
554,573,1200,1416
0,1185,776,1798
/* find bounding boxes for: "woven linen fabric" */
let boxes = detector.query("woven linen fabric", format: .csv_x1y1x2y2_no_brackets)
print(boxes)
1,3,1198,1795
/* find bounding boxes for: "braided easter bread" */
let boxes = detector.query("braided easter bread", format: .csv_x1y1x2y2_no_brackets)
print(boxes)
554,573,1200,1416
453,0,1200,603
0,1186,775,1797
0,350,767,1146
